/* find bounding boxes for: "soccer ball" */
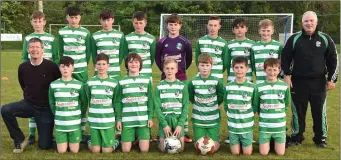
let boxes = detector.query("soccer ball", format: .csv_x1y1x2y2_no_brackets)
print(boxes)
195,136,215,155
164,136,182,154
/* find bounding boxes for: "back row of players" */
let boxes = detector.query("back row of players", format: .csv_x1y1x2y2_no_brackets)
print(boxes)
23,6,285,155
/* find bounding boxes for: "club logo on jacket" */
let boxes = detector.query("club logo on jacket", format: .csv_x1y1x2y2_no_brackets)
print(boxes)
43,41,49,48
175,90,180,97
316,41,321,47
143,41,149,49
112,38,119,45
208,86,215,93
70,89,76,96
105,87,111,94
278,91,284,99
77,36,83,42
242,92,248,100
244,47,250,55
176,43,182,50
269,49,275,57
215,46,221,53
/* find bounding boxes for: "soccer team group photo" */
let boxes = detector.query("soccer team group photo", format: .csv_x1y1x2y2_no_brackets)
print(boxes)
0,1,339,159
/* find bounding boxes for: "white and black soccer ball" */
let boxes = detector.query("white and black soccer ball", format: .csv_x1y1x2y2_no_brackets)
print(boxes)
164,136,181,154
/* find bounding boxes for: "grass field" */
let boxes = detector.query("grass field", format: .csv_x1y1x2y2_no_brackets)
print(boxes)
1,51,340,159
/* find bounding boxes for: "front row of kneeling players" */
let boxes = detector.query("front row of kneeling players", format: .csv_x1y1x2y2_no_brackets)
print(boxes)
49,53,290,155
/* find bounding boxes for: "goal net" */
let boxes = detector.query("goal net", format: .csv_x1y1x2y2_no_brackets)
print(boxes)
49,24,121,36
160,14,293,45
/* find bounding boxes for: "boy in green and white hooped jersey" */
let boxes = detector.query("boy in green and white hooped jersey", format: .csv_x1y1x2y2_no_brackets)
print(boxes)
86,53,119,153
58,6,91,84
22,11,59,144
91,9,126,79
226,18,255,83
115,53,154,152
155,58,189,152
255,58,290,156
188,53,224,151
224,56,257,155
124,11,156,79
225,18,255,144
251,19,283,84
195,16,228,80
49,56,87,153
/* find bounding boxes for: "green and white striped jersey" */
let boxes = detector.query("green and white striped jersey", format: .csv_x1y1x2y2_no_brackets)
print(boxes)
188,74,224,128
195,35,228,79
124,32,156,78
251,40,283,84
91,30,126,79
22,32,59,63
115,74,154,128
48,78,87,132
224,80,257,134
226,38,255,82
58,26,91,77
86,76,118,129
255,79,290,133
154,80,189,129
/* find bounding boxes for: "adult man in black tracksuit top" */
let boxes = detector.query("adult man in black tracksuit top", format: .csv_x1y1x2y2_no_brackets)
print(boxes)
281,11,338,148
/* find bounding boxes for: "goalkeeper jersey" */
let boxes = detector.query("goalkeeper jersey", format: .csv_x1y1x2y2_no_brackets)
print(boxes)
22,32,59,63
115,74,154,128
154,80,189,129
125,32,156,78
49,78,87,132
188,74,224,128
91,29,126,79
86,76,118,129
226,38,255,82
251,40,283,84
195,35,228,79
224,80,257,134
255,79,290,133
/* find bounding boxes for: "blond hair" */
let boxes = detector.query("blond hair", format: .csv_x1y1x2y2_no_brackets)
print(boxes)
198,53,213,65
258,19,274,29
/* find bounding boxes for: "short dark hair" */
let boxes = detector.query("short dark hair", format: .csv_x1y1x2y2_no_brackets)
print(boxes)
208,16,221,25
264,58,280,70
59,56,74,66
132,11,146,21
125,53,143,71
166,14,182,24
232,17,248,29
232,56,248,68
28,38,43,48
66,6,81,16
96,53,109,64
100,9,114,20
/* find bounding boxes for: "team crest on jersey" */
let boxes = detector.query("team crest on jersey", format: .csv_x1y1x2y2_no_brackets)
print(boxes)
208,86,215,93
176,43,182,50
112,38,119,45
175,90,180,97
316,41,321,47
77,36,83,42
143,41,149,49
139,84,145,91
43,41,49,48
164,44,168,47
105,87,111,94
70,89,76,96
278,91,284,99
215,46,221,53
242,92,248,100
269,49,275,57
244,47,250,55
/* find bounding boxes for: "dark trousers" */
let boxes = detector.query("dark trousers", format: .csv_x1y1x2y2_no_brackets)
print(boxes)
290,76,327,144
1,99,54,149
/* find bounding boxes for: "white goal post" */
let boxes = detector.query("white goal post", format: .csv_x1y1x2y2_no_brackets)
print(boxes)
160,14,294,45
49,24,121,34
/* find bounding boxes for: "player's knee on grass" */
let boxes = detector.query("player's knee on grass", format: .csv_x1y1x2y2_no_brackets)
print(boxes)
159,138,165,152
69,143,80,153
139,140,150,152
91,146,101,153
242,146,252,155
230,144,240,155
57,143,68,153
180,137,185,152
259,143,270,156
102,147,113,153
214,141,220,151
275,142,285,156
122,142,132,152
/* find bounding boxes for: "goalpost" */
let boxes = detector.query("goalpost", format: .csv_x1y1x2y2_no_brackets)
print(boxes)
160,14,294,45
49,24,121,35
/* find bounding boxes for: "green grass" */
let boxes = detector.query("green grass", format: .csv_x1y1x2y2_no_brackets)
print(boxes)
1,51,340,159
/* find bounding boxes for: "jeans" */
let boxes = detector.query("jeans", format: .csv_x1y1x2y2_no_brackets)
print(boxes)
1,99,54,149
